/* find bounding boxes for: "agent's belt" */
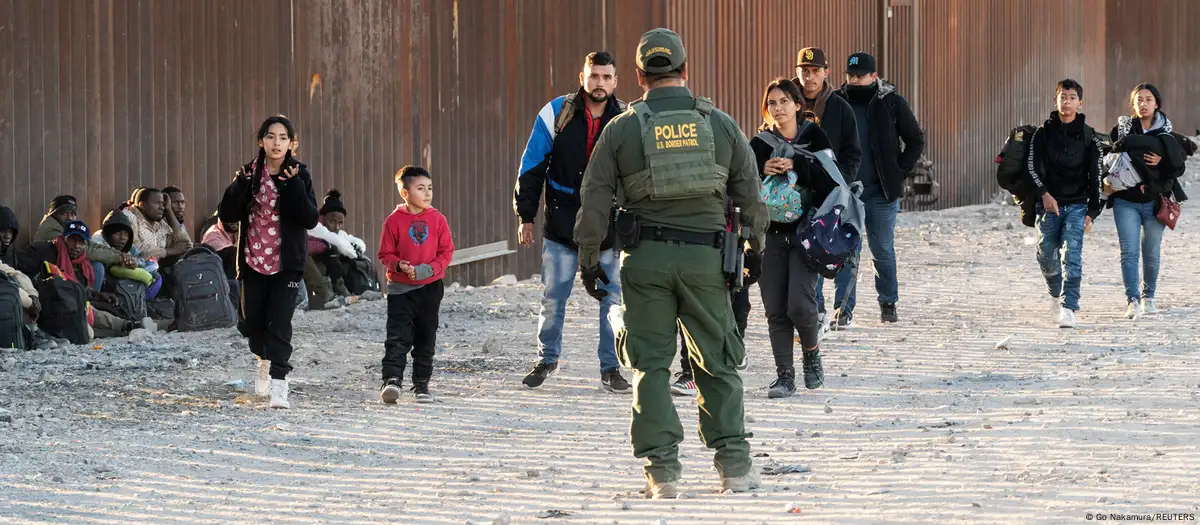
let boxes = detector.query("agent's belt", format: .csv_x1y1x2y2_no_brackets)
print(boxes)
639,225,723,248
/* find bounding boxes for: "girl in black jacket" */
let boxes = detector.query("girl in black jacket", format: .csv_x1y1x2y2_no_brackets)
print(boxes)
1104,84,1186,319
751,78,838,399
218,115,319,409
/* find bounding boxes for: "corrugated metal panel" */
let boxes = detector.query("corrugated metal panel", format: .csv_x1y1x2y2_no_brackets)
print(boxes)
1106,0,1200,136
667,0,878,138
4,0,1200,286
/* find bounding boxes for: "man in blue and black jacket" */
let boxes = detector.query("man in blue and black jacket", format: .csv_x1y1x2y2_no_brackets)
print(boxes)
512,51,631,394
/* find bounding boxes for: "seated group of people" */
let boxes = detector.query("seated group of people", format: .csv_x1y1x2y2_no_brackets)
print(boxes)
0,187,376,349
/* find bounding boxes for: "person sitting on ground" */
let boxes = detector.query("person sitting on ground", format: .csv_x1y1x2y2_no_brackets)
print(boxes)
34,195,123,287
17,220,146,339
1,256,45,345
162,186,194,245
91,210,164,299
305,190,369,305
201,216,239,279
121,188,192,267
1,206,24,269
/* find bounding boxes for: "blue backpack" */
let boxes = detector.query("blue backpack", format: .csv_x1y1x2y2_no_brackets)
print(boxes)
793,148,866,279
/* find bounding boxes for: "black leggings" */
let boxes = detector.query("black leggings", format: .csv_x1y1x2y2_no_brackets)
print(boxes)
239,269,302,379
759,230,820,371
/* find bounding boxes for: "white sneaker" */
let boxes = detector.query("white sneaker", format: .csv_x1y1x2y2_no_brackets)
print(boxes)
255,359,270,398
1142,298,1157,315
1058,308,1077,329
1125,300,1141,320
268,379,290,409
817,313,831,342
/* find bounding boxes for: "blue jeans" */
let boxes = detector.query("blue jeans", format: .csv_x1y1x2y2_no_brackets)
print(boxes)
1112,197,1166,303
1036,203,1087,311
90,262,106,291
537,238,622,372
817,192,900,314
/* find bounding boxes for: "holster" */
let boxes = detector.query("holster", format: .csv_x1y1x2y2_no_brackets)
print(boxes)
615,212,641,250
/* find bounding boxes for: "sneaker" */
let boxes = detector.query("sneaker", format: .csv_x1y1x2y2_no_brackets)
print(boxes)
880,303,899,324
1049,295,1061,317
1142,298,1157,315
720,462,762,492
670,373,697,396
767,368,796,399
268,378,290,409
1058,307,1077,329
254,358,270,398
521,362,557,389
817,314,831,342
801,349,824,390
380,377,403,404
360,290,383,301
412,381,434,403
831,309,853,331
601,368,632,394
1125,300,1141,320
643,479,680,499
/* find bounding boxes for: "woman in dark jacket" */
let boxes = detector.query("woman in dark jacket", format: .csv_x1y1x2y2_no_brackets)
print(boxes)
751,78,838,400
1104,84,1186,319
218,115,319,409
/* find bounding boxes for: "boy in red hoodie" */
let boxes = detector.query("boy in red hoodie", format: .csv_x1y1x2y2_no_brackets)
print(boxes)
377,166,455,403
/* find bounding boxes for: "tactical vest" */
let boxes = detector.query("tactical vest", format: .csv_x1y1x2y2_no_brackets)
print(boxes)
622,97,726,203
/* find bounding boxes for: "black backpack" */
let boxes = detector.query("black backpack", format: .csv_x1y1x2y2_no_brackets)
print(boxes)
102,278,148,321
0,275,28,350
343,258,381,295
35,276,90,344
170,246,237,332
995,124,1038,198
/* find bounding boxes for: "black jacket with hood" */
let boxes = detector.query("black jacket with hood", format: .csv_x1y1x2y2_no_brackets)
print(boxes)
835,80,926,202
217,158,320,279
793,78,862,180
1027,111,1104,218
513,89,624,249
0,206,22,269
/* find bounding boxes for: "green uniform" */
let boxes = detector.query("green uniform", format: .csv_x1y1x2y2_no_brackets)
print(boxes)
574,31,768,486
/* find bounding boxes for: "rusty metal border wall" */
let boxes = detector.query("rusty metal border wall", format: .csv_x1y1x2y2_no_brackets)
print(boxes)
3,0,1198,285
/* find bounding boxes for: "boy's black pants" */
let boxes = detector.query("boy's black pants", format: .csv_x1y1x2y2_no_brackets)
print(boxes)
678,286,750,376
382,280,444,382
239,269,303,380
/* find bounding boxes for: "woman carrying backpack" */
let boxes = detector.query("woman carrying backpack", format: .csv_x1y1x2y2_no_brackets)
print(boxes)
1104,84,1190,319
752,78,839,399
218,115,320,409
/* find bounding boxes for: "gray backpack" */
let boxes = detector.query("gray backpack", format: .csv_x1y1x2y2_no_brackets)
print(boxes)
102,278,148,321
170,246,237,332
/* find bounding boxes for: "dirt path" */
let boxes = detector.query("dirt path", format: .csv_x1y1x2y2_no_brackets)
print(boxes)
3,186,1199,524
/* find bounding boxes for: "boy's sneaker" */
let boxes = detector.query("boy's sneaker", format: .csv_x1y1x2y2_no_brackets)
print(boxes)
1058,308,1078,329
880,303,899,323
380,377,403,404
255,358,271,398
1141,298,1157,315
601,368,632,394
832,309,853,331
801,349,824,390
1125,300,1141,320
670,373,697,396
412,381,434,403
268,379,290,409
767,368,796,399
521,362,557,389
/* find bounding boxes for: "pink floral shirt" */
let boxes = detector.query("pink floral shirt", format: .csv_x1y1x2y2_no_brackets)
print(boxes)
245,164,283,275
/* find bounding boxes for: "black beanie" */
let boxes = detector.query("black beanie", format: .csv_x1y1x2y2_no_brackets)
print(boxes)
47,195,78,216
320,189,347,216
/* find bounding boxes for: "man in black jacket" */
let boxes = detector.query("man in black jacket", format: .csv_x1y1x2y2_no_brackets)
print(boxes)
821,52,925,327
512,51,631,394
1027,79,1103,329
793,47,862,180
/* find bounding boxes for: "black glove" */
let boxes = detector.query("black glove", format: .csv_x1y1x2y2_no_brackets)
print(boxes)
580,264,610,301
743,248,762,287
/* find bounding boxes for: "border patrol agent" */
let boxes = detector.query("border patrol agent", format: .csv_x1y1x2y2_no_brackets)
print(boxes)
573,28,769,497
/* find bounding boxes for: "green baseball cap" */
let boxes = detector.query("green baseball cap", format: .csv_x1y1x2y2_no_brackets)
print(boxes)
636,28,687,74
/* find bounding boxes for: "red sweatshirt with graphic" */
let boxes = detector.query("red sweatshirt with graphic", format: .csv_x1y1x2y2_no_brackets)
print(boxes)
378,205,455,285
